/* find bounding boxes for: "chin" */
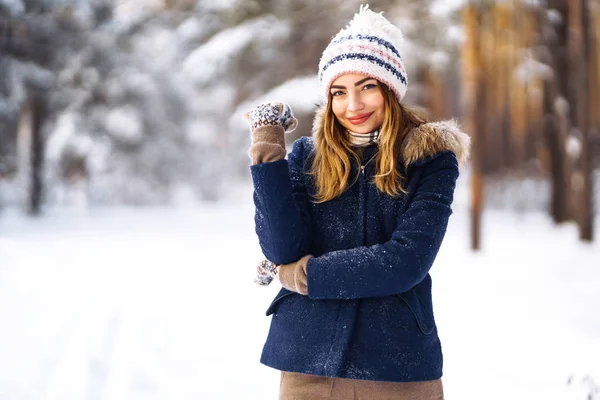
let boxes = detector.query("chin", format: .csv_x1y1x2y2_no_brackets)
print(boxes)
349,125,377,134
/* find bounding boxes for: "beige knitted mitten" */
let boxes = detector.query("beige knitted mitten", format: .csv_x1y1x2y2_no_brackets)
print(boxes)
245,102,298,165
276,255,312,295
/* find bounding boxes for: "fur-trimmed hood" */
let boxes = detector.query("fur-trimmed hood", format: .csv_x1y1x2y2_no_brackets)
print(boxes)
311,105,471,168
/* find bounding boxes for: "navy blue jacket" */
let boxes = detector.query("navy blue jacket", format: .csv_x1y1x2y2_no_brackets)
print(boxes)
250,120,469,382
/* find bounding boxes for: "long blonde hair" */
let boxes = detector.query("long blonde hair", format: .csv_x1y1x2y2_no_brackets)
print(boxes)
310,83,427,203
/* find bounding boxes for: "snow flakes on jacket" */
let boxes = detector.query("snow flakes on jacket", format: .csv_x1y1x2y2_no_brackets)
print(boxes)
250,110,470,382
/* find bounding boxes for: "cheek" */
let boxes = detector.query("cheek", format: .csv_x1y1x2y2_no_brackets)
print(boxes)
331,101,346,120
373,94,385,111
373,103,385,126
373,97,385,119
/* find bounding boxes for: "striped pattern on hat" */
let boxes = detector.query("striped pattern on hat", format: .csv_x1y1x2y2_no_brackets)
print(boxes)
318,4,408,103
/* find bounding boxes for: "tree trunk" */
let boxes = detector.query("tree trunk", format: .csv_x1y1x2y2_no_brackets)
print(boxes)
463,5,485,251
579,0,594,241
28,95,46,216
543,0,570,223
568,0,594,241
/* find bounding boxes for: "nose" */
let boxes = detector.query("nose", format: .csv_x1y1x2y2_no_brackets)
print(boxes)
347,92,364,112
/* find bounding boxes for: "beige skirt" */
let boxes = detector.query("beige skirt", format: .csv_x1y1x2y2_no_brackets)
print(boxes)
279,371,443,400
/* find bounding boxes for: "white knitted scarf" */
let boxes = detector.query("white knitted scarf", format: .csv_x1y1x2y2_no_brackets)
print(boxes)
348,129,381,147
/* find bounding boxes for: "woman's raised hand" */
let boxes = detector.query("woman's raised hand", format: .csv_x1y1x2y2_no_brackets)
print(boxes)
245,102,298,133
245,102,298,164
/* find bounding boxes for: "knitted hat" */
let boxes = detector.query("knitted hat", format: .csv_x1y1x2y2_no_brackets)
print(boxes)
318,4,408,103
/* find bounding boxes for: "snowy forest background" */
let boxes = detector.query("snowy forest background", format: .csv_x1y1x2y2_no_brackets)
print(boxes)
0,0,476,209
0,0,598,224
1,0,599,244
1,0,600,399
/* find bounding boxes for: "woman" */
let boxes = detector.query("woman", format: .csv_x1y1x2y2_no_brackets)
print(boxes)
246,5,470,399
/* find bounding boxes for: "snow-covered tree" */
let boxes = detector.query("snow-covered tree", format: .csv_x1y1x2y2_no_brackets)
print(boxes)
1,0,462,208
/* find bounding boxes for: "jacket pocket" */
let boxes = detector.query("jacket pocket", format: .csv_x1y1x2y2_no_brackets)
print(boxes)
397,291,434,335
266,288,296,316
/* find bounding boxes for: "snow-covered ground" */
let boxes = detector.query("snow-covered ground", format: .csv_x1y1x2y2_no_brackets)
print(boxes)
0,176,598,399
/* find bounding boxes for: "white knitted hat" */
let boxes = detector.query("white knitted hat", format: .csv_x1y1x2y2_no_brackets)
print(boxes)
318,4,407,103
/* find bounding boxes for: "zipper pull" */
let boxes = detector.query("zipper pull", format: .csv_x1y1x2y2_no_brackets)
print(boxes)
361,165,365,174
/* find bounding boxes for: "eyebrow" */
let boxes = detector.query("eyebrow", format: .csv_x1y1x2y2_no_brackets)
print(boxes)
330,77,376,90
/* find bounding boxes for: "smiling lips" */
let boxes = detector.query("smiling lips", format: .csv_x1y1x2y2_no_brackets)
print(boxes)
347,112,373,125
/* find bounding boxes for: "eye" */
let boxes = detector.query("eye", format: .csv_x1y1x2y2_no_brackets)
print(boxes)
331,90,345,97
362,83,378,91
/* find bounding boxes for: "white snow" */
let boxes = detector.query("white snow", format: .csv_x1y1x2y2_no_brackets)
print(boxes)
252,76,321,113
446,25,465,45
182,16,290,86
522,0,544,8
112,0,165,30
199,0,237,11
430,0,467,18
103,106,144,145
555,96,570,118
176,17,207,43
429,50,451,69
547,9,563,26
0,0,24,15
0,174,598,399
514,57,554,84
230,75,320,133
185,119,218,146
131,26,180,72
567,132,582,160
46,113,78,163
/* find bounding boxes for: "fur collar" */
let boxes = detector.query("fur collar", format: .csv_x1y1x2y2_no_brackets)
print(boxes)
311,105,471,167
401,119,471,167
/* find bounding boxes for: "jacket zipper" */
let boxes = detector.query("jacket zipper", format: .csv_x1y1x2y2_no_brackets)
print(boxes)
359,152,377,245
361,152,378,175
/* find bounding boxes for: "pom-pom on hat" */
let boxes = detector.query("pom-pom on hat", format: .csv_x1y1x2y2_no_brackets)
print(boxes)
318,4,408,103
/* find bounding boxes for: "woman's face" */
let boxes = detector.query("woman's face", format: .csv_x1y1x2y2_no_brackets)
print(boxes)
330,73,386,134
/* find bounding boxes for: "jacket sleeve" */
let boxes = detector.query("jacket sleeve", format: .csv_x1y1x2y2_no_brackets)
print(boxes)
250,137,312,265
306,151,459,300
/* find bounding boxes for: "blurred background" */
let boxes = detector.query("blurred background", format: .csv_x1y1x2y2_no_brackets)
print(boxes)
0,0,599,399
